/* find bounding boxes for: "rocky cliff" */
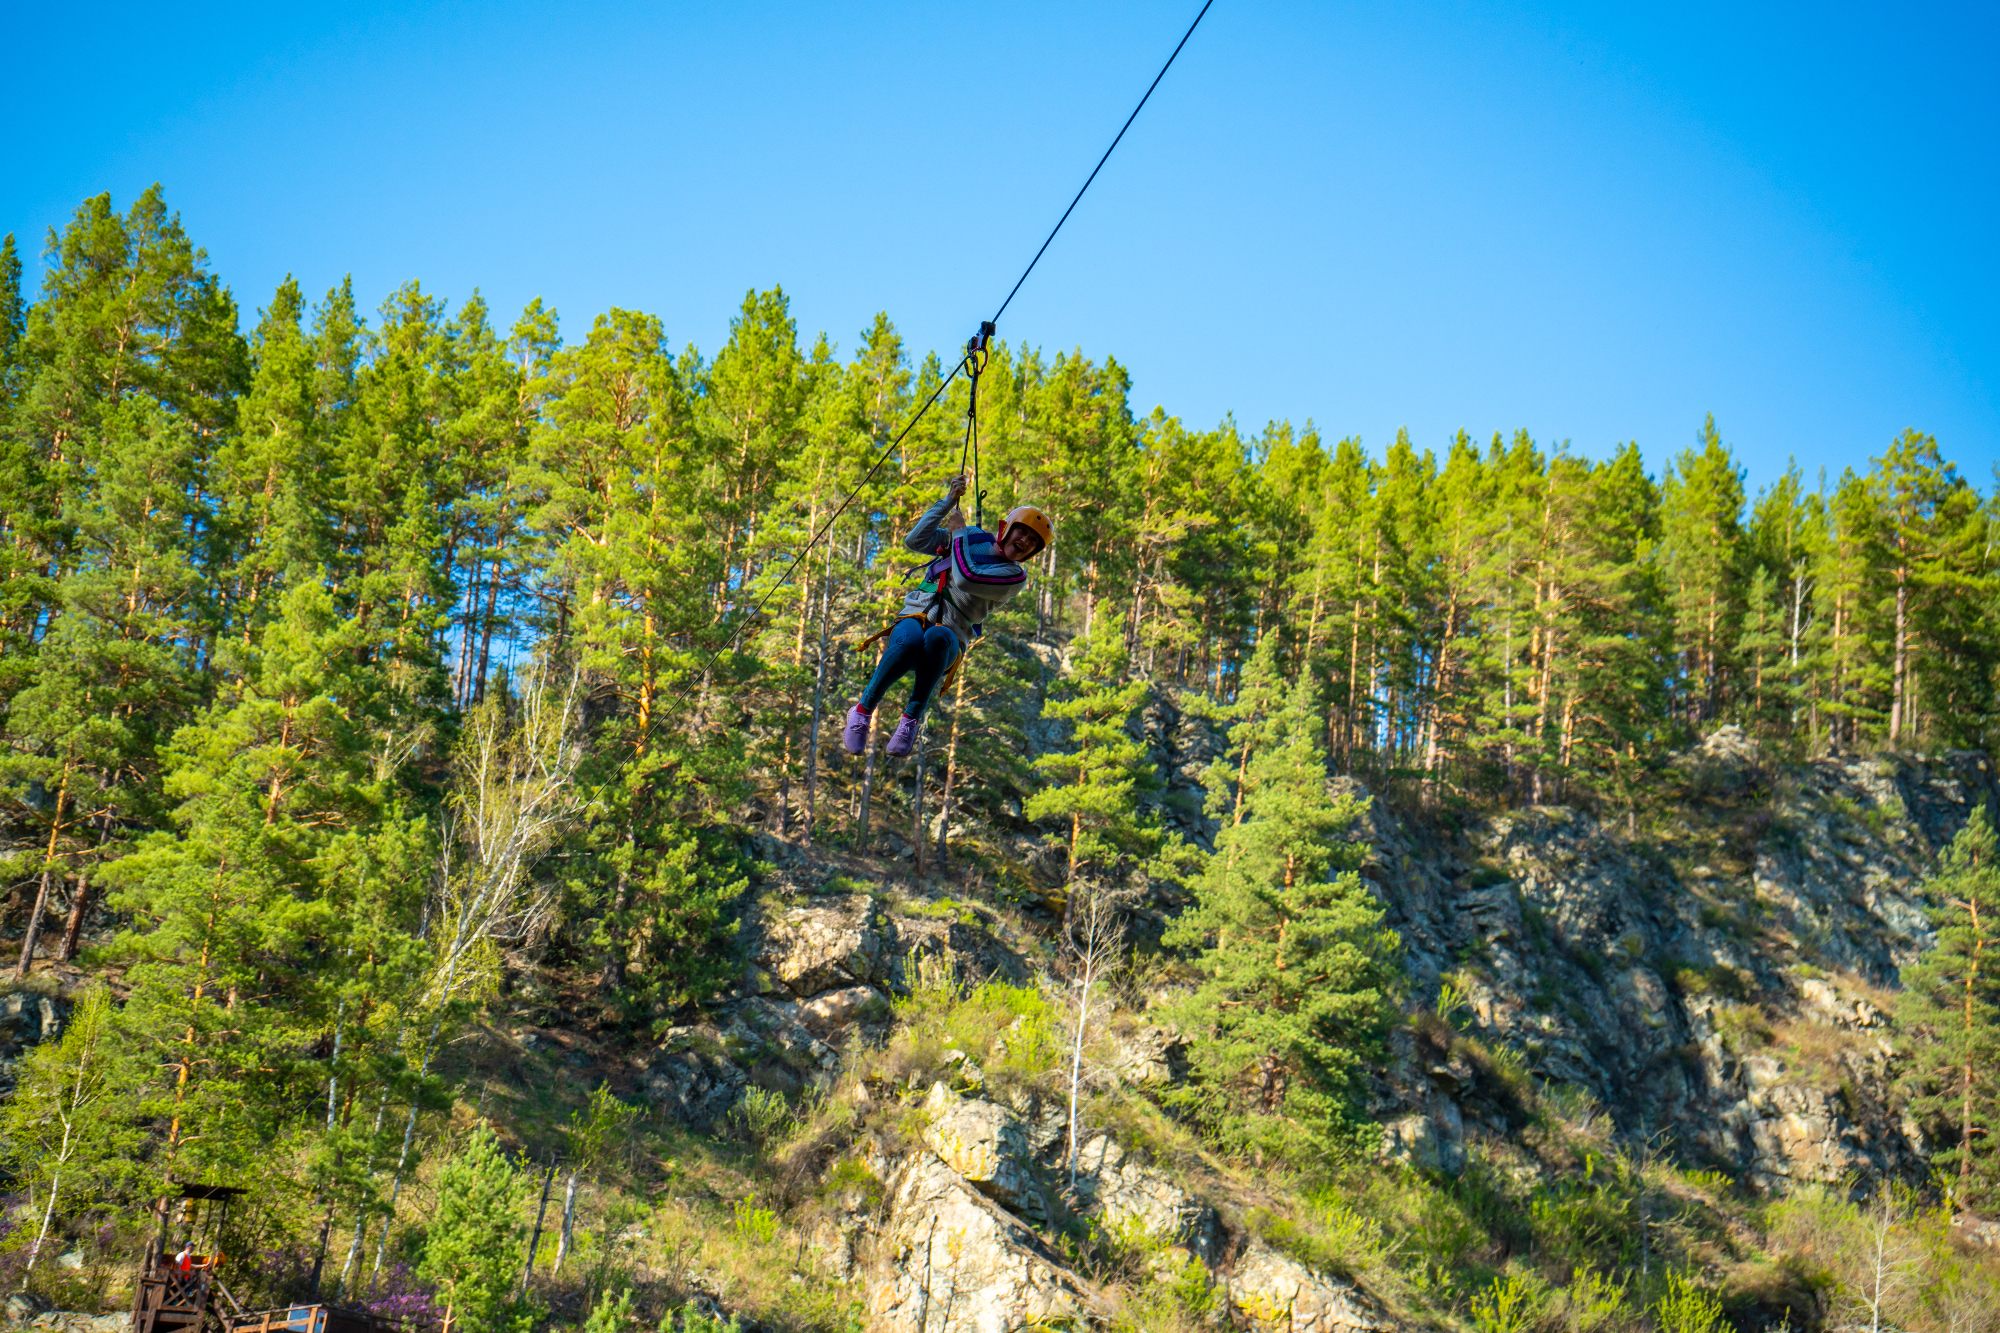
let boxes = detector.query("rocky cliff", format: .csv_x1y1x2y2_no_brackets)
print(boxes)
578,710,1999,1329
6,707,1994,1331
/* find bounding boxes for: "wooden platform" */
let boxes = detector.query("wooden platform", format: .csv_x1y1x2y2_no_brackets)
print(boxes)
131,1266,219,1333
224,1307,415,1333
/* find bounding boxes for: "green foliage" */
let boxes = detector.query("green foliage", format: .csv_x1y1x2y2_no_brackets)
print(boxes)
1434,979,1475,1030
1469,1273,1539,1333
820,1157,886,1211
1561,1268,1629,1330
583,1287,635,1333
1654,1270,1726,1333
731,1088,790,1146
1025,623,1157,887
568,1083,641,1175
2,182,2000,1329
1900,804,2000,1209
730,1197,779,1246
419,1122,530,1333
671,1307,743,1333
0,984,133,1250
1163,642,1400,1150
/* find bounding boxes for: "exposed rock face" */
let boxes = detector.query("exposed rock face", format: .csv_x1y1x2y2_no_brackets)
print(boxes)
1109,1021,1187,1087
868,1153,1088,1333
0,1309,126,1333
0,988,67,1097
647,900,1029,1128
797,984,886,1035
642,1029,749,1130
921,1083,1039,1213
739,894,1027,1003
687,728,1996,1331
1072,1133,1219,1262
1362,744,1998,1191
994,1083,1070,1161
1226,1237,1392,1332
743,895,897,998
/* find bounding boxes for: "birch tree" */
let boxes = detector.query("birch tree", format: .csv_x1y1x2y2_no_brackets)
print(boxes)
0,984,125,1281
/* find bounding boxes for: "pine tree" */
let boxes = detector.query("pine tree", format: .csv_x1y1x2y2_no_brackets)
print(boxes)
0,232,23,380
209,276,337,645
107,580,398,1188
570,740,746,1014
1747,464,1826,744
1867,429,1990,747
1739,564,1787,735
1024,625,1155,900
1163,642,1399,1152
1819,469,1886,751
1659,416,1746,726
420,1121,530,1333
1899,805,2000,1210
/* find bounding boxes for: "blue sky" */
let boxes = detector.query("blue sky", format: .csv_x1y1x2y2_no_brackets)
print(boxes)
6,0,1995,494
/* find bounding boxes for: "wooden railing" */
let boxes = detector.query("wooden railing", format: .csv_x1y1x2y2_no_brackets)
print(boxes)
223,1305,427,1333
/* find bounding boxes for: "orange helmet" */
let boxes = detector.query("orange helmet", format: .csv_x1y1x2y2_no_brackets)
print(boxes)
998,505,1053,557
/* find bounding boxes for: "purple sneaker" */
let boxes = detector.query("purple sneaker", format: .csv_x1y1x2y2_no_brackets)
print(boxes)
842,704,873,756
885,712,921,757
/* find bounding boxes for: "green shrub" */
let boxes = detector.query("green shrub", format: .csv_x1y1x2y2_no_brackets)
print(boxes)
732,1087,790,1144
821,1156,886,1211
584,1288,635,1333
1301,1195,1393,1278
1655,1270,1725,1333
1562,1268,1628,1330
672,1306,744,1333
1681,1167,1734,1194
1435,977,1476,1029
1711,1001,1772,1053
1470,1273,1538,1333
1527,1178,1629,1271
731,1197,779,1246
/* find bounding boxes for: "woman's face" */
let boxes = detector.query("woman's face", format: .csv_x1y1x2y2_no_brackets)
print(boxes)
999,525,1044,562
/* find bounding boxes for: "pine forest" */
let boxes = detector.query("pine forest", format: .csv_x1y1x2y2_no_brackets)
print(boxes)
2,188,1999,1333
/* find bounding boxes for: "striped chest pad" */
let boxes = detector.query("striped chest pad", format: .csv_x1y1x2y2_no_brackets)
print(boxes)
952,530,1026,587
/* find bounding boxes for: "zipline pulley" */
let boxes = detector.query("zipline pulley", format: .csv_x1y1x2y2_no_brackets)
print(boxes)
575,0,1212,791
958,322,995,528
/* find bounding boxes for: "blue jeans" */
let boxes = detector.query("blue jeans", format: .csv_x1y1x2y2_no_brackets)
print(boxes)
860,618,961,721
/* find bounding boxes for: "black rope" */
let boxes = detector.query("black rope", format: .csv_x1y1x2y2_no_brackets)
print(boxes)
573,358,968,818
989,0,1216,327
956,340,987,527
656,358,966,713
569,0,1216,806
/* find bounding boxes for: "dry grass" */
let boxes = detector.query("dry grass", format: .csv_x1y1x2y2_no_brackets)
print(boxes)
1767,1015,1872,1081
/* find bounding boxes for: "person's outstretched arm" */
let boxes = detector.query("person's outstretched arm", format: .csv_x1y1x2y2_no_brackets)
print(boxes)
903,474,969,554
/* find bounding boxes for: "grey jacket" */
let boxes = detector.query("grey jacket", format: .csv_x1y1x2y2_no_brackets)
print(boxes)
895,496,1031,646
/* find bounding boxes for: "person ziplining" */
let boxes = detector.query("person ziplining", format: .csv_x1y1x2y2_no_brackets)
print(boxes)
568,0,1210,804
843,473,1053,758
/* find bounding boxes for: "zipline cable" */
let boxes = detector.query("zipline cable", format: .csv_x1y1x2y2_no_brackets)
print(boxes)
989,0,1216,328
645,356,967,721
577,0,1215,800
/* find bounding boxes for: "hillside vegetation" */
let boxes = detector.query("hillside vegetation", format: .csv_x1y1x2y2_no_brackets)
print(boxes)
0,189,1998,1331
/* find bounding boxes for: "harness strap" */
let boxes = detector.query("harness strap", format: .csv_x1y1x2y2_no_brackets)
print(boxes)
853,611,928,654
853,612,972,699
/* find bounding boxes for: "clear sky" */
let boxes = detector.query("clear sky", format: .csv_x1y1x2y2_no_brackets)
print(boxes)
6,1,1995,494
